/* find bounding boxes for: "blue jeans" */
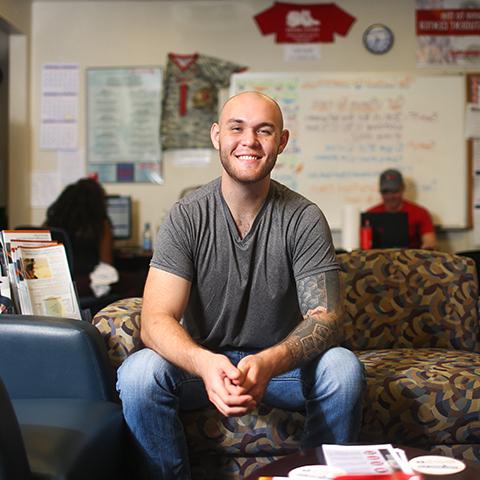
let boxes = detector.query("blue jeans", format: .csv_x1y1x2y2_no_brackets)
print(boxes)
117,346,364,480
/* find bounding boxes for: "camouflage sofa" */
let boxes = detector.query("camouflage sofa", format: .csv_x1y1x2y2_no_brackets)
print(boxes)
92,249,480,479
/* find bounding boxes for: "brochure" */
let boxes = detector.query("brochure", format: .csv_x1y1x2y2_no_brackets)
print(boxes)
1,230,52,311
0,230,81,319
322,444,414,475
15,244,81,319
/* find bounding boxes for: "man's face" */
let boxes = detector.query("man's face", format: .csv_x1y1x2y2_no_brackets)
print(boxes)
381,187,404,212
210,93,289,185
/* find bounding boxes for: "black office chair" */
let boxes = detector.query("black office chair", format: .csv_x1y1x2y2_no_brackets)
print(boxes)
0,315,125,479
15,225,75,278
0,376,31,480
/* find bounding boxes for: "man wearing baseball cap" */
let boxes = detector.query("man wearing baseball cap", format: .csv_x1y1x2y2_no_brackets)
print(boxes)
367,168,436,250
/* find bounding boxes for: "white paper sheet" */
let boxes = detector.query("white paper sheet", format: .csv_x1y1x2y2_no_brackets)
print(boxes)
284,44,321,62
31,172,61,208
57,149,85,186
465,103,480,138
170,149,213,167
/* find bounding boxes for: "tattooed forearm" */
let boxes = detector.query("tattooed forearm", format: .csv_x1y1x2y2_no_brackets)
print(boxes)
283,270,344,367
297,273,329,313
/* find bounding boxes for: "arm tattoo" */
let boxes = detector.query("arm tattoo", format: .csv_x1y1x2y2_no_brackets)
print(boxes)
283,270,344,367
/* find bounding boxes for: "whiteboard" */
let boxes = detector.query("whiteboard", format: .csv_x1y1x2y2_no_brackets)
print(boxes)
231,73,467,229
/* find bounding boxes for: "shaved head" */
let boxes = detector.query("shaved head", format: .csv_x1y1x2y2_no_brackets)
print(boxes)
219,91,284,130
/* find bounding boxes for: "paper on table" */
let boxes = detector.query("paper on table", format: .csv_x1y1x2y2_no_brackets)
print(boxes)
322,444,412,475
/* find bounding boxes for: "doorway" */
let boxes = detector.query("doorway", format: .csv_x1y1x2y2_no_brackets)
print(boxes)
0,28,7,230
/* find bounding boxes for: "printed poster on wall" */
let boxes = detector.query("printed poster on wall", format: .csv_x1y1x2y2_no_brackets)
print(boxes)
254,2,355,44
87,67,163,183
416,0,480,67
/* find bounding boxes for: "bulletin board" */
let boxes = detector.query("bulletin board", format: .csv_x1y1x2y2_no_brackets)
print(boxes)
231,72,468,230
86,66,163,183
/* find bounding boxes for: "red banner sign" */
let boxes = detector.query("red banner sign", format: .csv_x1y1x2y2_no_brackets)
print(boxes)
416,9,480,35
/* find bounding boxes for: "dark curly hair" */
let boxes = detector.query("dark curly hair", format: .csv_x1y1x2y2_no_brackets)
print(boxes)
45,178,108,243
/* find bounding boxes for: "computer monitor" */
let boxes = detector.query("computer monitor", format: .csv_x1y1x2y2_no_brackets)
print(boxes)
106,195,132,240
360,212,409,248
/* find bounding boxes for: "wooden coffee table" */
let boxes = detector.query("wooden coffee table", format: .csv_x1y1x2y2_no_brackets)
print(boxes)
244,446,480,480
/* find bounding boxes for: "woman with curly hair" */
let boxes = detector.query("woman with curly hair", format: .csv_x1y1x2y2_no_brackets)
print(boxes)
44,177,114,296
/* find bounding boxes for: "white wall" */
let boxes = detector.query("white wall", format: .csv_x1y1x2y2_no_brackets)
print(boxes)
24,0,475,251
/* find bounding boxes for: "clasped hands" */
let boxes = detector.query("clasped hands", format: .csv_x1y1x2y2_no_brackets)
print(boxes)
200,352,274,417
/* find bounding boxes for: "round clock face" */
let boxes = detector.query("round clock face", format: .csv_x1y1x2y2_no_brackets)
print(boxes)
363,24,394,55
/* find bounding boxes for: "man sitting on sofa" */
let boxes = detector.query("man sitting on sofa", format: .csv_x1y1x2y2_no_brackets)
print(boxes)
116,91,365,480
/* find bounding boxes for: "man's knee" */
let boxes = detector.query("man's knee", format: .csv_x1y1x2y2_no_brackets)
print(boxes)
117,348,170,402
314,347,364,394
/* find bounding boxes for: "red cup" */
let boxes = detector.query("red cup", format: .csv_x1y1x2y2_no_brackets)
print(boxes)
334,473,423,480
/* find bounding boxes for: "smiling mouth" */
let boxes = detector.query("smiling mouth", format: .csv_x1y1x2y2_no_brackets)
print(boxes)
237,155,260,161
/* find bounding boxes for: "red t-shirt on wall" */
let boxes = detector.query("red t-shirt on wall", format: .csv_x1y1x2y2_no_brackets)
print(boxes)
368,200,435,249
254,2,356,43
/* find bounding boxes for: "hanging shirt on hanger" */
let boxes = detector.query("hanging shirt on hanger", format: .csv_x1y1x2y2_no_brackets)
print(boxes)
161,53,247,150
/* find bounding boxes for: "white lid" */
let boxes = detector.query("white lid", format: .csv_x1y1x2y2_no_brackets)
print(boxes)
408,455,466,475
288,464,347,479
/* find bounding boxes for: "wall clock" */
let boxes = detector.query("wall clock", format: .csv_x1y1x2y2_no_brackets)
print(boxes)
363,24,394,55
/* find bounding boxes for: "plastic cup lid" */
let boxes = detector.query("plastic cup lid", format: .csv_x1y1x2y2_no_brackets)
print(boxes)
288,464,348,479
408,455,466,475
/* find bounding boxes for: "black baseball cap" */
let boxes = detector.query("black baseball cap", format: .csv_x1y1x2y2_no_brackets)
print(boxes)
380,169,404,193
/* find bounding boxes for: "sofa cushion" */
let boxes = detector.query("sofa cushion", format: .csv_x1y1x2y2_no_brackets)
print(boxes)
183,347,480,466
182,404,304,457
183,405,305,480
358,348,480,447
338,249,480,351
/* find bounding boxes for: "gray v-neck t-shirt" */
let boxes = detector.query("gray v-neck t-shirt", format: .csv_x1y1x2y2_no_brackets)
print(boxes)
151,177,338,351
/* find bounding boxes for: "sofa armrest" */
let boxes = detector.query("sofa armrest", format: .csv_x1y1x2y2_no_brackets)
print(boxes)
92,297,143,368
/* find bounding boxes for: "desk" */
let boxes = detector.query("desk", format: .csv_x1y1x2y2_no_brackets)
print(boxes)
114,246,152,271
113,247,152,298
245,447,480,480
